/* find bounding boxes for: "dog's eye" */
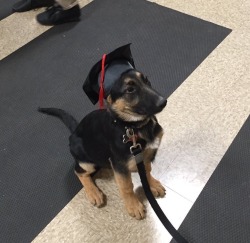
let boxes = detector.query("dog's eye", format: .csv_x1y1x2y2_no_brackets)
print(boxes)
144,76,152,86
126,87,135,93
127,80,135,86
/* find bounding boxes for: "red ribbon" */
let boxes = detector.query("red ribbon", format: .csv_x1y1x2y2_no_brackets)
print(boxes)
99,54,107,109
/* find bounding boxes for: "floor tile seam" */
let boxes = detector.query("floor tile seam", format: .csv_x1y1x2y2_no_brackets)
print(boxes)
163,184,194,204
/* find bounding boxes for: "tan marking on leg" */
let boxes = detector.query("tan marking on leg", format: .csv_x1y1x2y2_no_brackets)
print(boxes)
79,162,96,173
143,148,156,163
143,152,166,198
76,163,104,207
113,171,145,220
127,157,138,172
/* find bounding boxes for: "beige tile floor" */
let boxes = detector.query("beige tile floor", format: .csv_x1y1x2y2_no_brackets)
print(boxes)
1,0,250,242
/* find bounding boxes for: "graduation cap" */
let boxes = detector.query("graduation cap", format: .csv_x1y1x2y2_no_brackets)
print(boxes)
83,44,135,108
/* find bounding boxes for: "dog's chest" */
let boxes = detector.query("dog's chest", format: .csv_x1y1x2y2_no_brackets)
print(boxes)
138,131,161,150
145,137,161,149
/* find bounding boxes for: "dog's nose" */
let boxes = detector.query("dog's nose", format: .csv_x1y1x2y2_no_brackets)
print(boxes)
156,98,167,110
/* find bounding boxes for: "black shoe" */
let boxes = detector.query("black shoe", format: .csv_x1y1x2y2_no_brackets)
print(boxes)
36,4,81,26
12,0,54,12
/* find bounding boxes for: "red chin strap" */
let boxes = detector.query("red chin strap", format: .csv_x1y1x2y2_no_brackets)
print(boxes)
99,54,107,109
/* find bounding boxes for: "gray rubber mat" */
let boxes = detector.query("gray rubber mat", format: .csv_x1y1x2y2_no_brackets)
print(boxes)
0,0,18,20
0,0,231,242
171,116,250,243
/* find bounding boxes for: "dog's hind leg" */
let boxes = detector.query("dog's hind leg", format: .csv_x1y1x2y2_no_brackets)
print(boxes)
75,162,105,207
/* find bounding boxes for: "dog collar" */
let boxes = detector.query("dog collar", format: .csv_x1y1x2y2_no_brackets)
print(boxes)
111,113,151,129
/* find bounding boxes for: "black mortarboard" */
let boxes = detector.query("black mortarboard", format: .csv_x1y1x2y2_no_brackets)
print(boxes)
83,44,135,106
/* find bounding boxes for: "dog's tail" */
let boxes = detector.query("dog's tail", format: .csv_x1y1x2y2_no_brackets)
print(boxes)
38,107,78,133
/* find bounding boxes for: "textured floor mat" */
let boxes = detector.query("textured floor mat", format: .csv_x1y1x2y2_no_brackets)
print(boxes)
0,0,231,242
171,116,250,243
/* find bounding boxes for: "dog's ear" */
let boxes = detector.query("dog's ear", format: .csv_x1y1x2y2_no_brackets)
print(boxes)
107,95,113,105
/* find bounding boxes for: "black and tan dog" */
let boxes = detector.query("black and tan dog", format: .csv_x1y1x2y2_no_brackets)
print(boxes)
39,69,167,220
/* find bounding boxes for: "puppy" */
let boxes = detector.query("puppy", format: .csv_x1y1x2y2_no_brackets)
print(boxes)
39,69,167,220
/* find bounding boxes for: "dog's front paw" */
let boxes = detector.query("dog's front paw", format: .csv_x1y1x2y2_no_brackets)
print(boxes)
149,177,166,198
125,196,145,220
85,186,105,207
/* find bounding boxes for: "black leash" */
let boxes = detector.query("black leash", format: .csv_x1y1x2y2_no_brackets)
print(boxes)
129,139,188,243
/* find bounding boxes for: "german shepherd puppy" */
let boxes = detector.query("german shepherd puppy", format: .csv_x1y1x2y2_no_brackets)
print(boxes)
39,69,167,220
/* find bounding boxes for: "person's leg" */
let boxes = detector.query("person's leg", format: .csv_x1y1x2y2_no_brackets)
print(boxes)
12,0,54,12
36,0,80,26
55,0,78,9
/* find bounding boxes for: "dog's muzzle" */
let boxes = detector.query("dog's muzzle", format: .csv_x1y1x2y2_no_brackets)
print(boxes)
156,97,167,111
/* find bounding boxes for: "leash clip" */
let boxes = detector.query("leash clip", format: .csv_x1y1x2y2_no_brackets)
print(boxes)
123,127,143,163
123,127,135,143
130,143,142,154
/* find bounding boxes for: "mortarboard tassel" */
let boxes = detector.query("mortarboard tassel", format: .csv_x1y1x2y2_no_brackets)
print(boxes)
99,54,107,109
